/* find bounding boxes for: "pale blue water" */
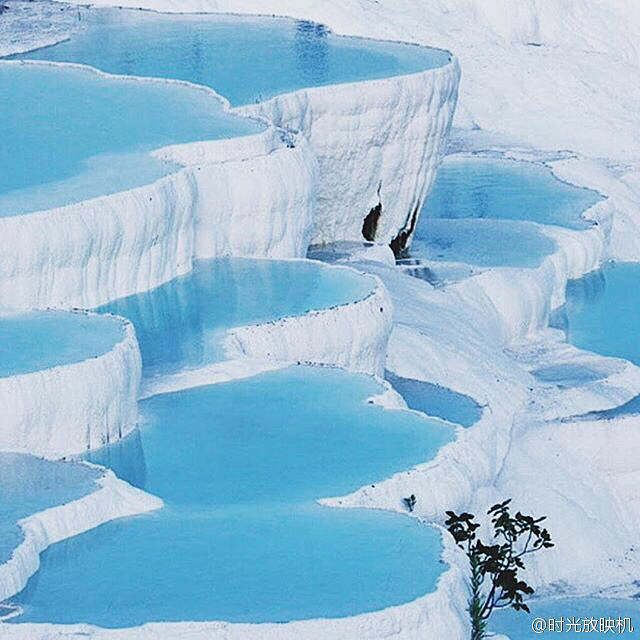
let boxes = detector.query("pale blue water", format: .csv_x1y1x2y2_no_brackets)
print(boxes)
97,258,375,377
492,597,639,638
0,311,123,377
0,454,99,565
11,9,450,107
532,364,607,387
385,371,482,428
421,156,601,230
0,62,262,215
553,263,640,366
12,366,453,625
410,218,555,268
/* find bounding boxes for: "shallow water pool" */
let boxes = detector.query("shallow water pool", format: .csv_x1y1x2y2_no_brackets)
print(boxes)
410,218,555,268
0,311,123,377
11,8,451,107
0,62,262,215
553,263,640,367
491,597,639,638
0,454,99,565
97,258,375,377
420,156,601,230
385,371,482,428
11,366,453,625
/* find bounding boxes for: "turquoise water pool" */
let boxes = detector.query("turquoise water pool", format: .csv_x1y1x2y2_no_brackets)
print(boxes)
407,155,600,269
0,62,262,215
11,8,451,107
11,366,453,626
385,371,482,428
553,263,640,366
410,218,555,268
97,258,374,377
0,454,99,565
0,311,123,377
421,156,601,230
492,597,639,638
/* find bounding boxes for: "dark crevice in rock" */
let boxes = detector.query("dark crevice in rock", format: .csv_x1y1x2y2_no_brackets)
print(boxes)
362,181,383,242
362,203,382,241
390,200,422,258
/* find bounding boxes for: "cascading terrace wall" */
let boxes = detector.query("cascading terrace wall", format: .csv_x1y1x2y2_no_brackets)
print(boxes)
238,59,461,250
223,268,393,376
0,53,460,311
0,314,141,459
0,114,315,311
0,48,461,459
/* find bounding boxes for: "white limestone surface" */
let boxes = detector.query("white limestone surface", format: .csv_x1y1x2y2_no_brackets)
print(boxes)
0,313,140,459
186,135,316,261
223,262,393,376
0,2,79,57
0,467,162,605
139,359,289,399
548,156,640,263
449,210,608,345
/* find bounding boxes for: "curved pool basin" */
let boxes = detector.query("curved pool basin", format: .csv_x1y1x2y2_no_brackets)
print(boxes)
552,262,640,367
10,7,451,107
410,218,556,268
420,155,602,231
0,454,100,566
406,154,600,271
0,61,263,216
97,258,375,377
0,310,124,378
10,366,453,626
385,371,482,428
491,597,639,638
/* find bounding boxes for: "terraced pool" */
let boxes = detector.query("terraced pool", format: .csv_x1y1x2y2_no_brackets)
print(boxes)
10,7,451,106
407,155,601,269
11,367,453,626
385,371,482,428
410,218,555,268
0,62,262,216
0,454,100,567
0,310,123,377
421,155,601,230
554,262,640,366
97,258,375,377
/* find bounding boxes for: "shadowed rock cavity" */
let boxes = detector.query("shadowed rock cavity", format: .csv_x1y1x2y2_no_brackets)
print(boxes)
390,201,422,257
362,203,382,241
